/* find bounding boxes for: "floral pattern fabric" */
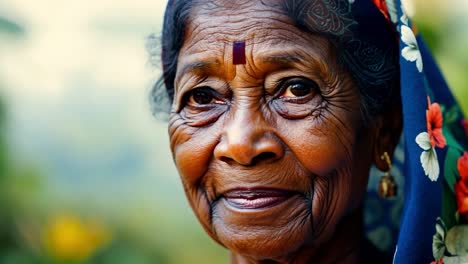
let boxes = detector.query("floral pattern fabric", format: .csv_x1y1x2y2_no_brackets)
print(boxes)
415,98,447,182
364,0,468,263
456,153,468,219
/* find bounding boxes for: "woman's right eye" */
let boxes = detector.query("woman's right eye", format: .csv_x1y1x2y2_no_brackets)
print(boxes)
185,88,225,107
180,87,228,126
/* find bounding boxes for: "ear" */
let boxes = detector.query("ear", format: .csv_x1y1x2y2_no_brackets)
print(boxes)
371,100,403,171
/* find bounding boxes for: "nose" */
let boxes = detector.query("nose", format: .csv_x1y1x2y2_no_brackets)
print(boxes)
214,110,284,166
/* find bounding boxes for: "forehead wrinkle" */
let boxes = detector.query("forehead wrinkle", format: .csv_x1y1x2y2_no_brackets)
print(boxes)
179,0,339,84
193,0,283,18
186,2,292,45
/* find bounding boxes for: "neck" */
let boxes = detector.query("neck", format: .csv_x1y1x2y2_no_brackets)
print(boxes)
230,208,364,264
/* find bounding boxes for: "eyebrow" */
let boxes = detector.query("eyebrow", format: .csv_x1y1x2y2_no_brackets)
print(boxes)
259,54,302,66
177,60,220,78
178,53,302,76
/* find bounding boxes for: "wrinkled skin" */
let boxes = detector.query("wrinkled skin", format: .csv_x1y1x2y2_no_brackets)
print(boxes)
168,1,398,263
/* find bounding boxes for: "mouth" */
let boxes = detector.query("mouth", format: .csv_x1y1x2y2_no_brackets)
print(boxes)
222,188,297,210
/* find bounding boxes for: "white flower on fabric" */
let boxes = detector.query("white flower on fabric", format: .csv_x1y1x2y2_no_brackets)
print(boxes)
348,0,354,4
416,132,440,181
401,25,423,72
416,132,432,151
400,2,409,26
432,218,446,261
400,13,408,26
385,0,398,24
401,0,415,18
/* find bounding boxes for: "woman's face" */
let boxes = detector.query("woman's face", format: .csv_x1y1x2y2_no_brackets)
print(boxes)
169,0,376,260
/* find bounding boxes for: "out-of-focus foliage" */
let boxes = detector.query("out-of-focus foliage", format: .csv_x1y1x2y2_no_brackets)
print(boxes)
413,0,468,114
0,6,227,263
43,214,111,262
0,17,23,36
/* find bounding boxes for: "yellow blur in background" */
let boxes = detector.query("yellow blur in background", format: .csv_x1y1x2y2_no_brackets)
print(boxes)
44,214,111,262
0,0,466,263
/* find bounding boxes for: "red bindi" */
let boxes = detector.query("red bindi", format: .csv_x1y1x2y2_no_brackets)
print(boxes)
232,41,246,65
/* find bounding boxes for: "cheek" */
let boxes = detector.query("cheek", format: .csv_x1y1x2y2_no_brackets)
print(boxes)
280,114,358,177
169,114,224,242
278,102,367,238
169,114,221,186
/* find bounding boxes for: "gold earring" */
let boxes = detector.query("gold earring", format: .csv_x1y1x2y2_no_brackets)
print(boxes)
377,152,397,198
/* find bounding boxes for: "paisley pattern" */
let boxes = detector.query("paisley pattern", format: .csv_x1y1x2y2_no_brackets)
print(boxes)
303,0,355,36
299,0,399,114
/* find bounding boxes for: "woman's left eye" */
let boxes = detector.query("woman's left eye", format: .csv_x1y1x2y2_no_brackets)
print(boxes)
278,79,319,99
282,83,311,97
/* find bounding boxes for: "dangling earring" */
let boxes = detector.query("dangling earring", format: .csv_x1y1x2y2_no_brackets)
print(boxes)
378,152,397,198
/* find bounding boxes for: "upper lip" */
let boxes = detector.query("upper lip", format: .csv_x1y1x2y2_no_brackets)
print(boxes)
222,188,296,199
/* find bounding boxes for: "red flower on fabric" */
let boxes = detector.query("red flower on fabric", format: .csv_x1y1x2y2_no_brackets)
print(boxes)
461,119,468,138
430,259,444,264
372,0,390,22
426,97,446,148
455,152,468,220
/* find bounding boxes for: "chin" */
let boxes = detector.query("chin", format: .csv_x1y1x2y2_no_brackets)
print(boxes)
187,173,357,262
211,194,312,260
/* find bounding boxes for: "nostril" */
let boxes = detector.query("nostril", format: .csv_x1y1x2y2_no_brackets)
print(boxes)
252,152,277,164
218,152,277,166
214,132,284,166
219,156,234,164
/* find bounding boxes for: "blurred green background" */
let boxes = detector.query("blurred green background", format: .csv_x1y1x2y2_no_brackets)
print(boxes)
0,0,466,263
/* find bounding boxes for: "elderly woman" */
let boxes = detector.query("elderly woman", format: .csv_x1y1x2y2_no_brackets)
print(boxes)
153,0,468,263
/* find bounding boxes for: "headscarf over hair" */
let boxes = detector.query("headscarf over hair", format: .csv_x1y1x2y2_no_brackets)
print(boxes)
285,0,400,116
160,0,468,263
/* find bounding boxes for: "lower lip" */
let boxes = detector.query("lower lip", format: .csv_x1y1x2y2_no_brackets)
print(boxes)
224,195,291,210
